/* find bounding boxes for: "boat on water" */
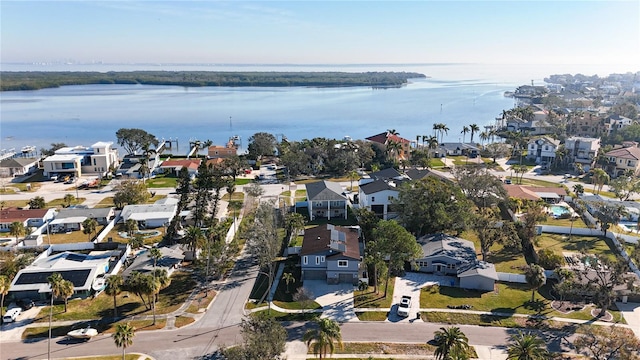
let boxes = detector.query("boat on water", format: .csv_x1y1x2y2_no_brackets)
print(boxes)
67,326,98,340
92,276,106,292
21,145,36,153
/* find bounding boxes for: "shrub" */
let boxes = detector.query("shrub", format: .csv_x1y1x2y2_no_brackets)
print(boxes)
537,248,564,270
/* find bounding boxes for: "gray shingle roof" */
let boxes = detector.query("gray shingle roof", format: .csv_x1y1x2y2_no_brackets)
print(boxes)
419,233,477,263
359,180,396,195
306,181,347,201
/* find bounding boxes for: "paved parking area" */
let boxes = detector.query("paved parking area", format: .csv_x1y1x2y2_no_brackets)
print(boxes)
391,272,457,322
616,301,640,338
0,305,42,342
302,280,358,322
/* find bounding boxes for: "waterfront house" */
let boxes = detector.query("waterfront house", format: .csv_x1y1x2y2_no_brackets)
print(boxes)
526,137,560,165
207,140,237,159
115,151,161,179
159,159,201,177
305,180,348,221
300,224,363,285
42,142,119,179
0,157,40,178
605,145,640,177
414,233,497,291
438,142,481,157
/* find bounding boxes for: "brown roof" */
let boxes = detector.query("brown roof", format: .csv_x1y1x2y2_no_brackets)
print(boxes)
504,185,540,201
523,186,567,196
605,147,640,160
0,208,50,223
365,132,411,145
300,224,360,259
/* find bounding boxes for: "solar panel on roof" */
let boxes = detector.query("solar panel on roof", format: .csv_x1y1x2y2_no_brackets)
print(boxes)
66,253,87,262
14,270,91,287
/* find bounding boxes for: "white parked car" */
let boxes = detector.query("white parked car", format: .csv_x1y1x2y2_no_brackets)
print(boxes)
396,295,411,317
3,307,21,323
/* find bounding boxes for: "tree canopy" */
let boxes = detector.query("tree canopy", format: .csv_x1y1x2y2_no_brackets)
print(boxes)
247,132,277,160
115,128,158,155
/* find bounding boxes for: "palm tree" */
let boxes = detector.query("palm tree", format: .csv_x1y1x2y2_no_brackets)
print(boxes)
573,184,584,197
479,131,489,148
303,318,343,359
0,275,10,323
433,326,470,360
387,129,399,135
591,168,609,194
105,275,123,318
112,322,135,360
149,248,162,268
469,123,480,143
184,225,205,254
348,170,359,191
151,268,170,325
506,331,550,360
82,218,98,241
282,272,295,293
63,194,75,207
9,221,26,240
125,219,139,237
385,140,402,162
461,126,470,144
525,264,546,302
47,272,70,358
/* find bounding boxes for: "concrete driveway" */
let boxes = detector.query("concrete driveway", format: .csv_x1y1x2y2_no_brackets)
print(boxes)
302,280,358,322
390,272,457,322
616,301,640,338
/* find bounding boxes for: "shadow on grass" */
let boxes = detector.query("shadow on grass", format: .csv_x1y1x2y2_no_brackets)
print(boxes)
353,290,388,308
438,286,485,299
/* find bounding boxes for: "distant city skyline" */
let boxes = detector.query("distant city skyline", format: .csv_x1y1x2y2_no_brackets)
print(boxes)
1,1,639,70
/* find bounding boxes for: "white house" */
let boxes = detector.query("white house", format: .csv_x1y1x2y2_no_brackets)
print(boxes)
358,179,399,220
526,137,560,165
564,136,600,172
42,142,119,178
603,114,633,135
120,203,177,229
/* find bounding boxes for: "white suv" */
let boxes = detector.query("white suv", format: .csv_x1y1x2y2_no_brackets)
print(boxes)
3,307,21,323
396,295,411,317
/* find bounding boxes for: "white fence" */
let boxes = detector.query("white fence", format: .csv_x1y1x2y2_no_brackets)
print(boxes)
95,219,117,243
497,272,526,283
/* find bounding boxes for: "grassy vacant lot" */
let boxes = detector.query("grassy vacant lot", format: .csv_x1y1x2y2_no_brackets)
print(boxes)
353,278,395,308
145,175,178,188
35,272,196,322
534,234,616,261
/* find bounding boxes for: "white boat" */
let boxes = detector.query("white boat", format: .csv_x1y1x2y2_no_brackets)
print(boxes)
21,145,36,153
67,326,98,339
92,277,106,292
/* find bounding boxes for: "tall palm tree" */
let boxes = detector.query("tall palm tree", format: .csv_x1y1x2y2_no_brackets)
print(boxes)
0,275,10,323
461,126,470,144
105,275,123,318
47,272,65,359
112,323,136,360
506,331,550,360
469,123,480,143
433,326,470,360
591,168,609,194
151,268,170,325
149,248,162,268
303,318,343,359
184,226,205,254
348,170,359,191
63,194,75,207
525,264,546,302
479,131,489,148
387,129,399,135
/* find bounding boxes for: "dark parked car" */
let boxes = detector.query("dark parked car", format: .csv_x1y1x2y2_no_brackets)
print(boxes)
17,298,35,311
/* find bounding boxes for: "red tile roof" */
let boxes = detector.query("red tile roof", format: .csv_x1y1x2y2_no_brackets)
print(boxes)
606,147,640,160
0,208,49,223
160,159,201,170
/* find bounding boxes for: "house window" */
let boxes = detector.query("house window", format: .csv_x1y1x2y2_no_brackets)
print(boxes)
303,256,308,265
320,256,325,263
416,261,427,267
338,260,348,267
447,264,456,269
315,256,320,265
371,196,375,202
388,196,393,201
93,159,96,166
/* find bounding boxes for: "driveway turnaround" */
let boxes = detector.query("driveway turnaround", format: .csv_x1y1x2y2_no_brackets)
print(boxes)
302,280,358,322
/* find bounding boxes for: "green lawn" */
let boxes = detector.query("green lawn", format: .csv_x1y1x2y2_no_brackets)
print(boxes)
146,176,178,188
353,278,395,308
355,311,388,321
534,234,616,261
460,230,527,273
540,217,588,228
35,272,196,322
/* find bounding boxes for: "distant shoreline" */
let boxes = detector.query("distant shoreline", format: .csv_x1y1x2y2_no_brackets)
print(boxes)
0,71,426,91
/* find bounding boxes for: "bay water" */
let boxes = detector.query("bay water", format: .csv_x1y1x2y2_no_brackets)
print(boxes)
0,63,630,154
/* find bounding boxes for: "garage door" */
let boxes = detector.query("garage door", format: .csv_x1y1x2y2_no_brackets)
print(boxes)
304,270,326,280
339,273,354,284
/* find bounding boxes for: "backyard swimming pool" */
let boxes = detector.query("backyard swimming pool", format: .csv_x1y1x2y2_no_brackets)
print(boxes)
550,205,570,217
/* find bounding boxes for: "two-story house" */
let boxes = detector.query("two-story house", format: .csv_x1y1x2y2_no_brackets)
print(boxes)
358,180,399,220
43,142,119,178
526,137,560,165
603,114,633,136
365,131,412,161
305,181,348,221
207,140,238,159
564,136,600,172
300,224,363,285
605,146,640,177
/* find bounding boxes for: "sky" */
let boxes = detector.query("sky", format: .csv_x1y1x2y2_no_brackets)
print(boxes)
1,0,639,67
